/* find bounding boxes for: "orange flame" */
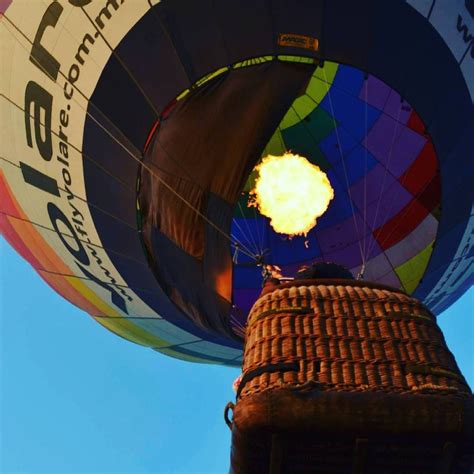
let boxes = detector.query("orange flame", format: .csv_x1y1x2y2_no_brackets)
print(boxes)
249,153,334,236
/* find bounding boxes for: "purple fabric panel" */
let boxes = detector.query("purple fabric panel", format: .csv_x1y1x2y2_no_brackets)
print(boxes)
322,239,365,268
232,288,260,315
350,251,401,286
364,114,404,165
364,115,426,177
383,89,412,124
359,74,391,111
363,183,413,230
317,213,382,268
376,271,402,288
317,212,368,252
280,261,311,277
384,213,437,267
349,164,413,224
388,127,426,176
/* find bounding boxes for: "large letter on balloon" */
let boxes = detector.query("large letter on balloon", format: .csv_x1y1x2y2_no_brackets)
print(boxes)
29,1,63,81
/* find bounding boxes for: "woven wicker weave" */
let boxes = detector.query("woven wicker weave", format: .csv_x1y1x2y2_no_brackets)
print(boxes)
229,280,474,474
238,280,470,399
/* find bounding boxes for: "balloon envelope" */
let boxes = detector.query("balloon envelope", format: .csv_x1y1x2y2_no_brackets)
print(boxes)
1,0,472,366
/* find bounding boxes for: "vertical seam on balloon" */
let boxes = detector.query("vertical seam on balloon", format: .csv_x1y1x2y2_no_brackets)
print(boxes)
321,67,365,266
1,15,259,261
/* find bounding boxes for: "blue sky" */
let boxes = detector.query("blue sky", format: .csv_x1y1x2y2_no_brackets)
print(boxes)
1,238,472,474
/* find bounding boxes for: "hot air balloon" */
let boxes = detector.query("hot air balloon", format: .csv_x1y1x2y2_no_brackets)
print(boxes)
1,0,473,472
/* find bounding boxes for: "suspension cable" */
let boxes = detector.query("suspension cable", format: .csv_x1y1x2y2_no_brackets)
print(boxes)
1,15,259,261
364,99,404,260
321,66,365,266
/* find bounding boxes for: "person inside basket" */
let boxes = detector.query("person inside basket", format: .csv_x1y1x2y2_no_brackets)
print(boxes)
295,262,353,280
261,264,283,290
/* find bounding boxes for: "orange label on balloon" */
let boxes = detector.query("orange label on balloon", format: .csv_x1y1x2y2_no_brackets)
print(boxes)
278,33,319,51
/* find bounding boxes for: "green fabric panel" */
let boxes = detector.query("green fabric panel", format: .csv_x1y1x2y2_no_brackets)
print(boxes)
243,60,339,195
280,61,338,129
300,106,336,142
286,95,319,128
281,126,329,169
281,107,337,170
395,242,434,294
263,127,286,156
156,347,212,364
280,107,301,129
278,55,317,64
313,60,338,85
94,316,170,348
243,170,258,192
195,66,229,87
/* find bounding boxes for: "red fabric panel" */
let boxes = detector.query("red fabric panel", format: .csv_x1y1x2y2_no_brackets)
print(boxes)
399,141,437,196
407,110,425,134
0,173,43,268
374,200,429,250
0,214,44,270
0,172,22,217
418,174,441,212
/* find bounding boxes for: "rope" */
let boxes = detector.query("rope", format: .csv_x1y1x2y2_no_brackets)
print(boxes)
1,14,259,261
364,99,404,260
362,73,369,267
0,155,139,234
0,209,148,268
321,67,365,266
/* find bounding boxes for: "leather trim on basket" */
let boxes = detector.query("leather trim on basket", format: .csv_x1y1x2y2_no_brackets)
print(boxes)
253,307,312,322
237,362,299,399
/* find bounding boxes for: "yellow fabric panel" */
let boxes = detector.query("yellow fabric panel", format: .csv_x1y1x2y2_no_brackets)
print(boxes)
94,317,168,348
395,242,434,294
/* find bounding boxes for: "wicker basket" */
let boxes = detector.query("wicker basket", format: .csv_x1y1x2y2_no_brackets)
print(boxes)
228,279,474,474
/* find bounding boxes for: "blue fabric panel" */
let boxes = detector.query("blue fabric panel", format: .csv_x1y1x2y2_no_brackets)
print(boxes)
162,345,241,366
213,0,275,64
332,65,365,96
83,160,136,228
232,213,268,255
88,54,156,150
319,88,380,141
149,228,236,340
233,265,264,289
84,104,138,184
271,0,324,59
439,121,474,230
429,86,473,158
231,218,267,264
368,2,450,128
82,206,143,263
323,0,373,68
319,127,358,165
268,230,321,265
315,170,354,229
414,222,467,300
332,144,378,186
114,7,191,112
155,0,228,81
413,264,448,303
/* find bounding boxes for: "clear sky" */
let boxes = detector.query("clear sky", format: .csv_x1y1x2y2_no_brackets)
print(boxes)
1,238,472,474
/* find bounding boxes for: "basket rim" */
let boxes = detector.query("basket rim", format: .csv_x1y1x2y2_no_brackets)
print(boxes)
261,278,408,297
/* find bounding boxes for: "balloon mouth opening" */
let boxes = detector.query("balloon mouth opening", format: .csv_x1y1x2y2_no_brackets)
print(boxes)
248,153,334,237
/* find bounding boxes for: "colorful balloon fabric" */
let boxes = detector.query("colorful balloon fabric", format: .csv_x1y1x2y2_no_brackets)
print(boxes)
1,0,473,366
